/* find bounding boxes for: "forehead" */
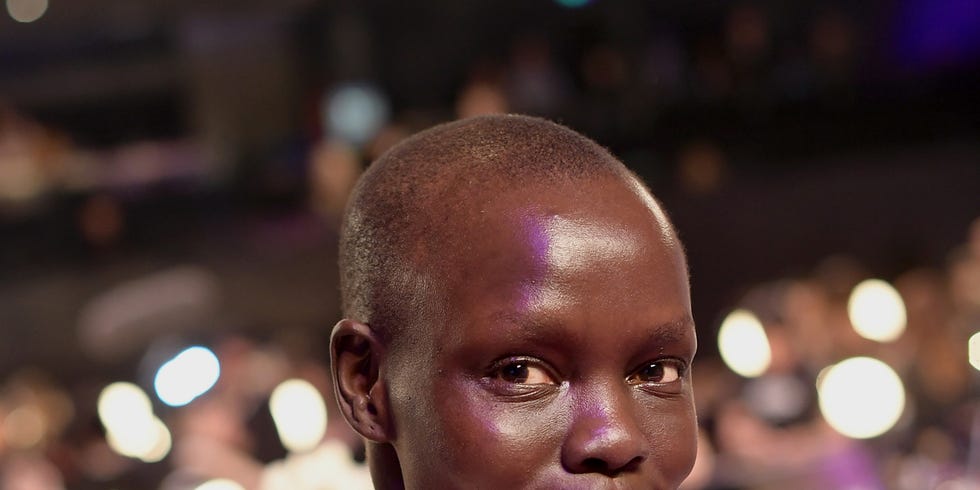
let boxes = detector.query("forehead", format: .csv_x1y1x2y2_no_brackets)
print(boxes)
424,176,693,349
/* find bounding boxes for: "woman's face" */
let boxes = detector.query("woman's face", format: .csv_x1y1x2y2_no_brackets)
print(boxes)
384,179,698,489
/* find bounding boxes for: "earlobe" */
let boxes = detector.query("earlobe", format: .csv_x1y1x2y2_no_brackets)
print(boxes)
330,319,392,443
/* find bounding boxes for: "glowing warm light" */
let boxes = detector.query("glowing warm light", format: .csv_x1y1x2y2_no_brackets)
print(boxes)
325,84,389,145
195,479,245,490
269,379,328,453
6,0,47,23
97,382,171,461
154,346,221,407
847,279,907,342
107,415,172,462
141,416,173,462
2,406,46,448
969,331,980,371
98,382,154,431
717,309,771,378
818,356,905,439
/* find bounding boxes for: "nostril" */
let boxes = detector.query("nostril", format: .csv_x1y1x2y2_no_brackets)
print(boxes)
581,455,644,476
582,457,607,473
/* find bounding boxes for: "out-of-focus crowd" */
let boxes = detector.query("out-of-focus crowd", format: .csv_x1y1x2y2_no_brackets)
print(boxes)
685,219,980,489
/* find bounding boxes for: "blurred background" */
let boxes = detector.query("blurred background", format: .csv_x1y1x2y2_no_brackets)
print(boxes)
0,0,978,488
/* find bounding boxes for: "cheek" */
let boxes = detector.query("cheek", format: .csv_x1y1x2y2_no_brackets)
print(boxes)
429,384,565,479
642,398,698,483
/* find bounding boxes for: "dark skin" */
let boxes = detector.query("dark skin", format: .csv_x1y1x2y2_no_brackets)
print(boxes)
333,175,698,489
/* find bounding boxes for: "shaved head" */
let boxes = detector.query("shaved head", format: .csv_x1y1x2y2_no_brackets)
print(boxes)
333,114,697,489
340,114,667,344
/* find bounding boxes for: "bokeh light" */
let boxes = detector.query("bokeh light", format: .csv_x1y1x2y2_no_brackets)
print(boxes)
106,415,172,463
98,382,171,461
143,416,174,463
718,309,772,378
2,406,46,448
325,84,390,145
969,331,980,371
847,279,907,342
6,0,47,23
817,356,906,439
98,382,153,431
269,379,327,453
154,346,221,407
195,479,245,490
555,0,591,8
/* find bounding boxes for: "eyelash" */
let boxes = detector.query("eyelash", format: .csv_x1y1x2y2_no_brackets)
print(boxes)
626,358,687,387
486,356,559,386
485,357,688,387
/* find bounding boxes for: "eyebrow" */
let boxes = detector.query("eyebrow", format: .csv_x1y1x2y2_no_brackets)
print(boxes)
487,311,695,349
642,318,696,346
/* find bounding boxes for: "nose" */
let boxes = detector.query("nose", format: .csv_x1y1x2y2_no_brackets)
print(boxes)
561,383,648,477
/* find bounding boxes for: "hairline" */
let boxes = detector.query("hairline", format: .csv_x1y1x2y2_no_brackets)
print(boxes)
338,115,684,346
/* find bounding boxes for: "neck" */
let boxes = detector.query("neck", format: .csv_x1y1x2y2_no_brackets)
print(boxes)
367,441,405,490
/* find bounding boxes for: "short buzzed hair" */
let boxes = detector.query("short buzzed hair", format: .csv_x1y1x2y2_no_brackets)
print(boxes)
339,115,646,345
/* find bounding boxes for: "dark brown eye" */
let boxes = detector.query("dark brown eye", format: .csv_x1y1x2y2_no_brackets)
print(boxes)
500,362,529,383
494,360,556,385
627,360,683,385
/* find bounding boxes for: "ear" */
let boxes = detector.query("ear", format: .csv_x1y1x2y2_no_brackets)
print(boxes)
330,319,393,443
